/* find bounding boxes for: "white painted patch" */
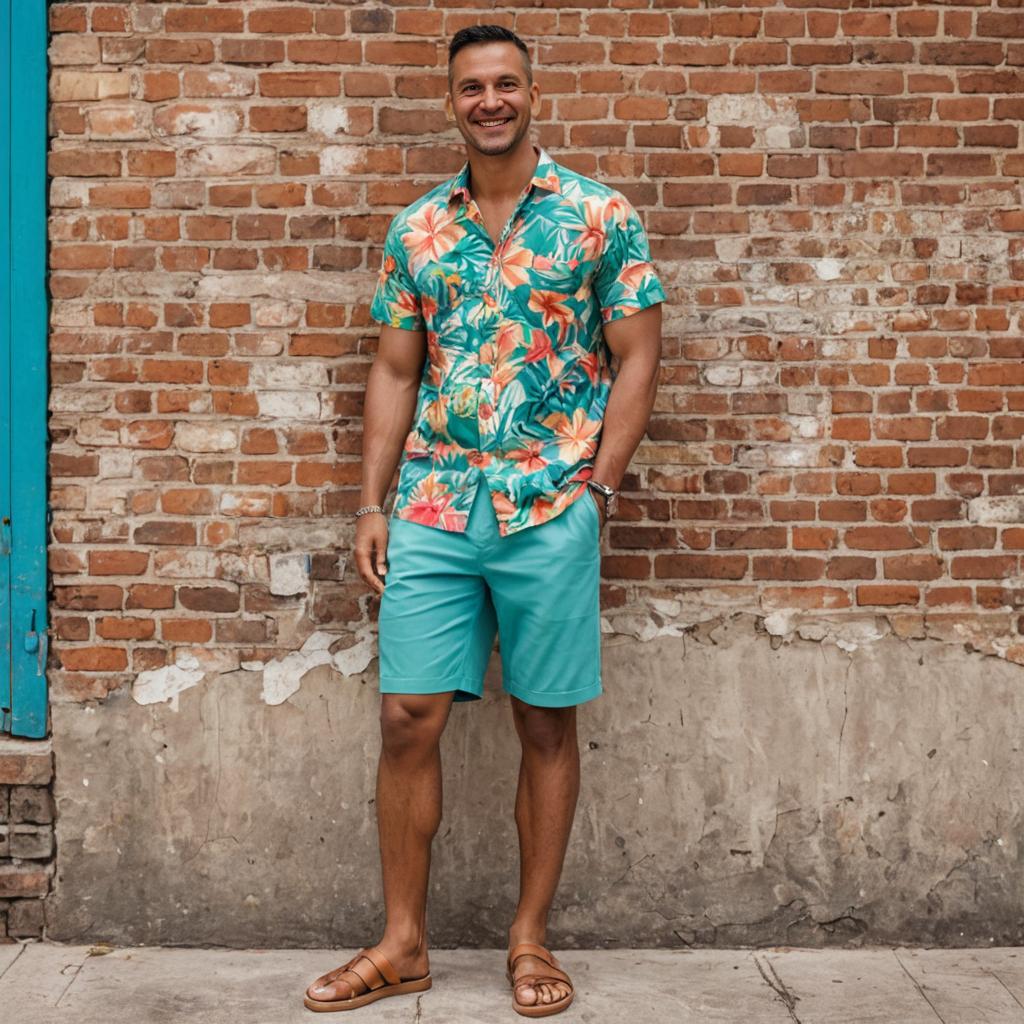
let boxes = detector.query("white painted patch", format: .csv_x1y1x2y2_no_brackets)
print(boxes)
260,648,332,705
332,635,376,677
706,94,799,128
763,611,795,638
270,552,310,596
247,630,378,705
259,631,336,706
705,364,742,388
308,103,350,138
250,362,329,389
764,124,796,149
321,145,361,176
133,656,206,712
715,237,747,264
815,258,844,280
968,496,1024,524
256,390,321,419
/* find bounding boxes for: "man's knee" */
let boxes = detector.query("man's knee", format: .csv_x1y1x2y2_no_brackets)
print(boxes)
379,693,450,756
512,699,576,755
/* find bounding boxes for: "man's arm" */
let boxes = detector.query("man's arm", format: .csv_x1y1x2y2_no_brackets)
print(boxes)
590,302,663,506
355,324,426,593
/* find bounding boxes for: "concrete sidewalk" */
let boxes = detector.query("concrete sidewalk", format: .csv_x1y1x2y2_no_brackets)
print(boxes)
6,941,1024,1023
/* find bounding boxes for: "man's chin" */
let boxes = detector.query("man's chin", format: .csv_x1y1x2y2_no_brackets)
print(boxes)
462,127,529,158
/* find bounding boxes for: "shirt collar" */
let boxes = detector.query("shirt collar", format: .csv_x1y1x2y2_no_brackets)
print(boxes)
447,146,563,207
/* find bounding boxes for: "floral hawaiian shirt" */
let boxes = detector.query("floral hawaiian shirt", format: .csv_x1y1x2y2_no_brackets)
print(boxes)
369,145,666,537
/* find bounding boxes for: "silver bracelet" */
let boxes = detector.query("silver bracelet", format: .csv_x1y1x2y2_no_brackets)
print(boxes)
355,504,386,518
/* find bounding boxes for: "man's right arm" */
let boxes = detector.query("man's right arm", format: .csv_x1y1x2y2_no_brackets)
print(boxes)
359,325,427,509
354,324,426,594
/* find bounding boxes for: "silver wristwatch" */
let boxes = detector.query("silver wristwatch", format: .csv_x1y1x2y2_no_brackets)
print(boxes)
587,479,617,518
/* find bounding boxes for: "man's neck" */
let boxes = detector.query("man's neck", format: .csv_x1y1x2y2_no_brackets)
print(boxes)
465,140,539,204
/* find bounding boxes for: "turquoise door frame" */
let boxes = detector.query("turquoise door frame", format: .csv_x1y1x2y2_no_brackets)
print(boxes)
1,0,49,738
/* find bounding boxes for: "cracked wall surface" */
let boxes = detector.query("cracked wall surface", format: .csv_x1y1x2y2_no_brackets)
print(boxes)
46,613,1024,947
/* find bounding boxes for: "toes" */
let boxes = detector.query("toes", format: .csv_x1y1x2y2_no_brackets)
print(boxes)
308,972,356,1002
515,982,538,1005
537,982,568,1004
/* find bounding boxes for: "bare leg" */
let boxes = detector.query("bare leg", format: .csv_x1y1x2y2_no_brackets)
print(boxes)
306,691,455,1002
506,697,580,1007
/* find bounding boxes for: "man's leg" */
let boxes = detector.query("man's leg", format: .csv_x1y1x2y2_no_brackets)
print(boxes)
506,697,580,1008
306,691,454,1002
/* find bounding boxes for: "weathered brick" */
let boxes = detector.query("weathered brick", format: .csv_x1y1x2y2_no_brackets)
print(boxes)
38,1,1024,700
0,744,53,786
0,866,51,899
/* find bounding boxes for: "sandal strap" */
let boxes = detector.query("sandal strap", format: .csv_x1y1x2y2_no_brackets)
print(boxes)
507,943,571,988
507,942,560,973
340,955,383,993
359,947,400,987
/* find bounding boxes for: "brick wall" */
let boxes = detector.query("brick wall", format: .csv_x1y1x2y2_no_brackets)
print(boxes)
0,742,54,939
46,0,1024,716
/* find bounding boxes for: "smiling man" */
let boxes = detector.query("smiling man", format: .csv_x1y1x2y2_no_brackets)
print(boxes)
304,24,665,1018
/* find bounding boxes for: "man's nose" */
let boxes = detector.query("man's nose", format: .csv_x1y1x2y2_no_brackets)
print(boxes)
479,87,504,110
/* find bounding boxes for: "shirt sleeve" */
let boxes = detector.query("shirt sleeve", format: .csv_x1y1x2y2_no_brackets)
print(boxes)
369,217,426,332
592,197,667,324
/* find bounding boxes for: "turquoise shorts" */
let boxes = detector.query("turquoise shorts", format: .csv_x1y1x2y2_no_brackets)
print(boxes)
378,480,602,708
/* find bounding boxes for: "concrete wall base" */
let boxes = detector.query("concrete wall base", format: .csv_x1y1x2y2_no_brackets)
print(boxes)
45,614,1024,947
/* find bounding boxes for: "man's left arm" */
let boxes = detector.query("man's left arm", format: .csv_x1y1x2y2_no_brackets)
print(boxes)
591,303,663,514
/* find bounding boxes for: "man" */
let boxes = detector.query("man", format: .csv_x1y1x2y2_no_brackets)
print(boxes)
305,24,664,1017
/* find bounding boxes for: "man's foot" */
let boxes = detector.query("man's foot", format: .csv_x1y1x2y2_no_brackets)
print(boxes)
305,939,429,1005
506,939,574,1014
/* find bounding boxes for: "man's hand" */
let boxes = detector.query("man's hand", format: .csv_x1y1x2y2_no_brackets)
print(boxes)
355,513,389,594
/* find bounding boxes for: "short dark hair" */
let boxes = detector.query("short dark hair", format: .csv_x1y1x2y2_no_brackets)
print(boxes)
448,25,532,85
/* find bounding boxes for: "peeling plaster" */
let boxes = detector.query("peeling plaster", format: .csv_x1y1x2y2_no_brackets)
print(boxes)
131,630,378,711
132,655,206,712
601,604,1023,669
248,630,377,706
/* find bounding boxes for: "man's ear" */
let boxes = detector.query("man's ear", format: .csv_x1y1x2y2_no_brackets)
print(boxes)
444,93,454,122
530,82,541,118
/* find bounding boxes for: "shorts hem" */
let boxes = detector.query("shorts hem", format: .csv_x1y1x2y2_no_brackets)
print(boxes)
504,678,602,708
380,676,483,701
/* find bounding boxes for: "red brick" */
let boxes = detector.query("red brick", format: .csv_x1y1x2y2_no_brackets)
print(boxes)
0,866,51,898
259,72,340,98
60,646,129,671
164,9,244,33
856,585,920,606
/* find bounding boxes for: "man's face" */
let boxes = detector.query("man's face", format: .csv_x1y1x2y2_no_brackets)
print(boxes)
445,42,541,158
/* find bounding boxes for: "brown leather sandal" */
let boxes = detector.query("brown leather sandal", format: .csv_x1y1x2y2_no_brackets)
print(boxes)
303,946,431,1013
506,941,575,1018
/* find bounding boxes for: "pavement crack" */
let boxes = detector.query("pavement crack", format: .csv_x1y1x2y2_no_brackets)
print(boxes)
53,959,86,1009
989,967,1024,1012
0,942,26,982
752,952,802,1023
413,993,424,1023
892,950,947,1023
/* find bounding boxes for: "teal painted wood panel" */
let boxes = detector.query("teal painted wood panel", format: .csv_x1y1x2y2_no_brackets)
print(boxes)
2,0,48,738
0,1,11,731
